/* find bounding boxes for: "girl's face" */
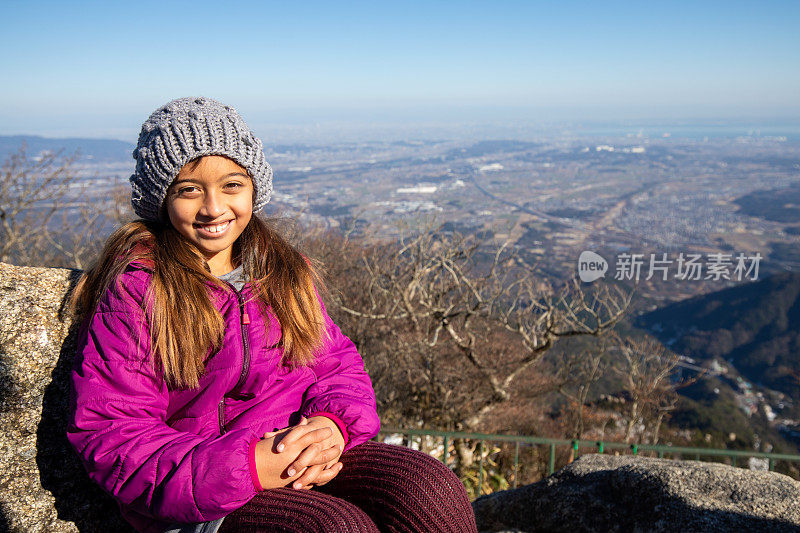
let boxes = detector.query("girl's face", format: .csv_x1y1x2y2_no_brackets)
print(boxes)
165,155,254,276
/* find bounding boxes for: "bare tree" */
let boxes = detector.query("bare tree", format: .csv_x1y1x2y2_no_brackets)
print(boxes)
43,178,132,269
0,143,133,268
554,337,611,440
306,214,632,475
610,335,682,444
0,143,80,265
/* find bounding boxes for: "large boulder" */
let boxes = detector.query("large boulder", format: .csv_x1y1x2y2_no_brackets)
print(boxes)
473,453,800,532
0,262,133,532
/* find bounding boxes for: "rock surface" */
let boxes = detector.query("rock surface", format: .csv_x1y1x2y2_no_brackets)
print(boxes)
0,262,133,532
473,453,800,532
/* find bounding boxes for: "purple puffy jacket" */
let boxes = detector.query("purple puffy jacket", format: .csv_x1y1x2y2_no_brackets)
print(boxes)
67,260,380,532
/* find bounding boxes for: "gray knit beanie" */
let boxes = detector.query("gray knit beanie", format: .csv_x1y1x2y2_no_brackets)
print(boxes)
129,96,272,221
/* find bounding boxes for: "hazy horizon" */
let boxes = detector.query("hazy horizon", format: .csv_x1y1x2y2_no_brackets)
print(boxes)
3,108,800,145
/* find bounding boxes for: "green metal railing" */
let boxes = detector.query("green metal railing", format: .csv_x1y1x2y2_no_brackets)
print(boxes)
375,427,800,496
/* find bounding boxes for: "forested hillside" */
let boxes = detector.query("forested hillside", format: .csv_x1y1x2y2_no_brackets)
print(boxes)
637,272,800,452
638,272,800,402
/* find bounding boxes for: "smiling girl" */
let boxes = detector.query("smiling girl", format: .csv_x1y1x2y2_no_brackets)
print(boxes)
166,155,255,275
66,97,477,532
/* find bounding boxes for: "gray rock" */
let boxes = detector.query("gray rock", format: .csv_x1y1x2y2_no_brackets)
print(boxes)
0,262,133,532
473,453,800,532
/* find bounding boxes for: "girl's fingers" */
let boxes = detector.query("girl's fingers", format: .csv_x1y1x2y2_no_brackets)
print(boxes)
286,442,341,477
263,417,307,441
279,426,332,453
313,462,343,487
296,462,343,489
291,463,324,490
275,424,312,452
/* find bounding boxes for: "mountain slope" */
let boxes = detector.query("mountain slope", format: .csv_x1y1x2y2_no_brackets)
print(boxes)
0,134,133,162
637,272,800,403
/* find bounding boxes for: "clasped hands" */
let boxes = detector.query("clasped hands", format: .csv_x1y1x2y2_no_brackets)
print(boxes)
254,415,346,491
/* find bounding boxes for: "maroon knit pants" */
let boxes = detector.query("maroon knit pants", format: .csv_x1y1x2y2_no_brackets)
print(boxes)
218,441,477,533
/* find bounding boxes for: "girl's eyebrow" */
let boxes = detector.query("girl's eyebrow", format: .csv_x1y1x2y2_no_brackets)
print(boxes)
173,172,249,185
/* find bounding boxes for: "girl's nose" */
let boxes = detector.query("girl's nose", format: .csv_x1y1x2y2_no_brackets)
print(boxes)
199,191,225,218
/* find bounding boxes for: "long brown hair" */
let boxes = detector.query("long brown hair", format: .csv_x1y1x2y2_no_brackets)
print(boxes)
68,215,331,390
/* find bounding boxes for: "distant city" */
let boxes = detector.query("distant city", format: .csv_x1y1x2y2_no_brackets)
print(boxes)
2,125,799,309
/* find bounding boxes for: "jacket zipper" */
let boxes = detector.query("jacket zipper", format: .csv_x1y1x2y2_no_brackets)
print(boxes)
232,287,252,391
218,281,252,435
218,400,226,435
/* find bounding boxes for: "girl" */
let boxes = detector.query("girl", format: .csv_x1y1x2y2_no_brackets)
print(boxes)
67,96,477,533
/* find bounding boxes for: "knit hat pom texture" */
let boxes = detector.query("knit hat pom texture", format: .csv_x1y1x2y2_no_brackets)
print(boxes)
129,96,272,221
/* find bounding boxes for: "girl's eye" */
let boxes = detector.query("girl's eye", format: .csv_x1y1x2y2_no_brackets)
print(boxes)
178,186,200,195
225,182,244,190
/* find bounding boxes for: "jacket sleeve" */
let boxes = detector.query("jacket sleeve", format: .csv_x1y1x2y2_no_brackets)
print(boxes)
299,288,381,452
66,274,259,524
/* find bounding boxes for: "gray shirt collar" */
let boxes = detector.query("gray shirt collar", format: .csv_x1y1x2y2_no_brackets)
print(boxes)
216,264,247,291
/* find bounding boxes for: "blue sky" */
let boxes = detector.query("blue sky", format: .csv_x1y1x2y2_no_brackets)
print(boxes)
1,0,798,139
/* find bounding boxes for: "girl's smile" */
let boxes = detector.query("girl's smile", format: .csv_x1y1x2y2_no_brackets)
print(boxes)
165,155,254,275
193,219,233,237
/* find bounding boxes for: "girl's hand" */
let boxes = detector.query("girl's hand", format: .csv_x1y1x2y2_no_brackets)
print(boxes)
289,461,343,490
275,416,346,489
254,419,341,490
